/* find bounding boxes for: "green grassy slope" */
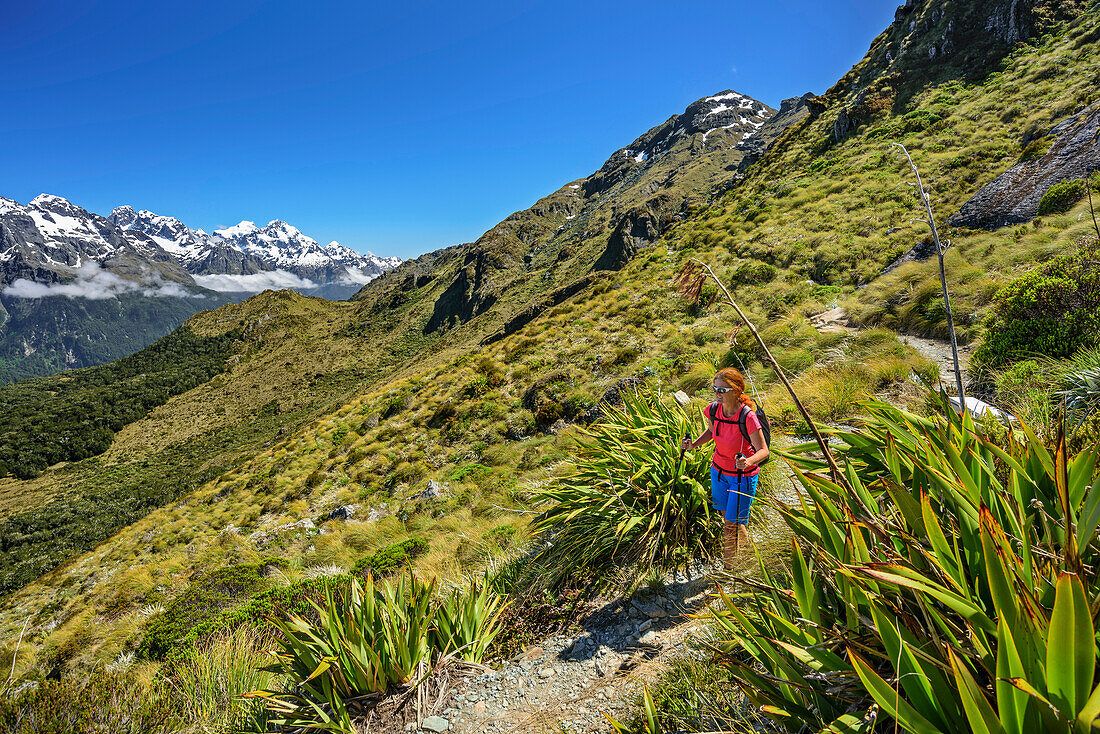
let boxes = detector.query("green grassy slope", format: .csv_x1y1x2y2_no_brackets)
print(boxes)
672,0,1098,341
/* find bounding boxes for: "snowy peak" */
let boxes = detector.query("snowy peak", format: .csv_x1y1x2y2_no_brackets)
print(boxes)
113,206,401,288
679,89,773,143
108,206,202,258
584,89,775,198
0,197,23,216
0,194,187,289
4,193,401,297
214,220,260,239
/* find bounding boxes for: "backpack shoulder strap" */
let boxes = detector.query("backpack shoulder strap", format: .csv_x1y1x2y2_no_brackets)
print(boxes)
709,402,718,423
737,405,753,444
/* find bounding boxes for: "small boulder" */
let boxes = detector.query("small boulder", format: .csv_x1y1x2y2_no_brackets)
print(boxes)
418,480,447,500
326,505,358,521
421,716,449,732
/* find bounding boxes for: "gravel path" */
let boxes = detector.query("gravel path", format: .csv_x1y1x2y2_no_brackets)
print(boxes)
391,560,733,734
897,334,971,388
811,306,971,389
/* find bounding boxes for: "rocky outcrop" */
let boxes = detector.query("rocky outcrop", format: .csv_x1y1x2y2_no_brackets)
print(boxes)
482,275,596,345
592,193,680,272
423,248,500,333
832,0,1088,118
593,207,662,272
947,101,1100,229
737,93,816,169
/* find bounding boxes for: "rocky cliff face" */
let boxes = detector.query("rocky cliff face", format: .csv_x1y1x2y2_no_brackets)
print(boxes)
948,101,1100,229
824,0,1090,139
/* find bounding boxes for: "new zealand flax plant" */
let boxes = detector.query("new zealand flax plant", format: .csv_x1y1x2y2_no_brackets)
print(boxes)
245,570,506,733
532,384,717,589
705,393,1100,734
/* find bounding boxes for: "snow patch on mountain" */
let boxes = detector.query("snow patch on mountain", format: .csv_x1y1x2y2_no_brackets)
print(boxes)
214,221,260,239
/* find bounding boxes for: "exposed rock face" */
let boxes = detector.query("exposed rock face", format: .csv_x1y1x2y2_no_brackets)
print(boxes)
423,248,500,333
828,0,1088,128
593,203,665,272
737,93,816,169
948,102,1100,229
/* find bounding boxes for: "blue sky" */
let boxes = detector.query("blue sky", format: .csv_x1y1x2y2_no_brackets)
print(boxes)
1,0,898,258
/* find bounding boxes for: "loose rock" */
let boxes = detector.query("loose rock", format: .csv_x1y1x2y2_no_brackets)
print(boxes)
421,716,450,732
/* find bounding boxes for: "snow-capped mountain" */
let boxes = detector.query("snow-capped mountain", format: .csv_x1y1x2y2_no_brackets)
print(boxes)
109,206,401,289
0,193,401,380
0,195,190,288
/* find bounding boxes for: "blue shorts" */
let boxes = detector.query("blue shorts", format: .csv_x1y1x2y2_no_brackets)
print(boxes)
711,468,758,524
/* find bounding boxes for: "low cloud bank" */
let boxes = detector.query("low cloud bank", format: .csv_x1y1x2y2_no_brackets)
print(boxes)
3,262,196,300
191,269,319,292
335,267,380,286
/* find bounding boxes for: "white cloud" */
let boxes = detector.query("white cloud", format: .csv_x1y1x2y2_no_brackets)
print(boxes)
3,262,199,300
335,267,380,286
191,269,319,293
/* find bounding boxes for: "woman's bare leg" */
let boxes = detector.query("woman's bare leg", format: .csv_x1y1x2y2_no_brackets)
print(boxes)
735,523,753,566
723,520,738,570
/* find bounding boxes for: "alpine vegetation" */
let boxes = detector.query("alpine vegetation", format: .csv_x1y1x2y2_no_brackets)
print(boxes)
532,386,718,589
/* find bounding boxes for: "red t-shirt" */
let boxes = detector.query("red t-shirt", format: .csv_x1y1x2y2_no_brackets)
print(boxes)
710,402,763,476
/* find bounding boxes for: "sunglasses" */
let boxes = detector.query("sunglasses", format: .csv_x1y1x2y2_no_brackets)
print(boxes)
712,386,736,394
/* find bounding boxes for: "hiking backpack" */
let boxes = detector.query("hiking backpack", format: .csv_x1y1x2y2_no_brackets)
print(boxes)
708,401,771,467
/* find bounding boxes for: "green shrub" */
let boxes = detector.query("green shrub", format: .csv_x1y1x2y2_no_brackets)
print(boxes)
0,671,174,733
430,576,510,663
1037,178,1087,215
610,346,640,366
1020,134,1053,161
163,574,356,665
351,537,429,577
709,397,1100,734
251,571,506,732
1059,346,1100,430
139,561,280,660
973,251,1100,367
729,260,777,286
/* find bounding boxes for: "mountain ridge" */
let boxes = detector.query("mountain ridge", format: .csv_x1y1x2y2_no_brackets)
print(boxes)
0,194,402,381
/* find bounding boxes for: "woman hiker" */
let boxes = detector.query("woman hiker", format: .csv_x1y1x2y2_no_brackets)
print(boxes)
681,368,769,571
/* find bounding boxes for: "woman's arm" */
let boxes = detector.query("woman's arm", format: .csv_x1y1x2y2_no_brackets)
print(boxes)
681,428,712,451
737,428,769,469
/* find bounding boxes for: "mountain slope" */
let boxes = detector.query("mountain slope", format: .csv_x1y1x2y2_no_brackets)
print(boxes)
0,86,793,606
349,89,798,347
